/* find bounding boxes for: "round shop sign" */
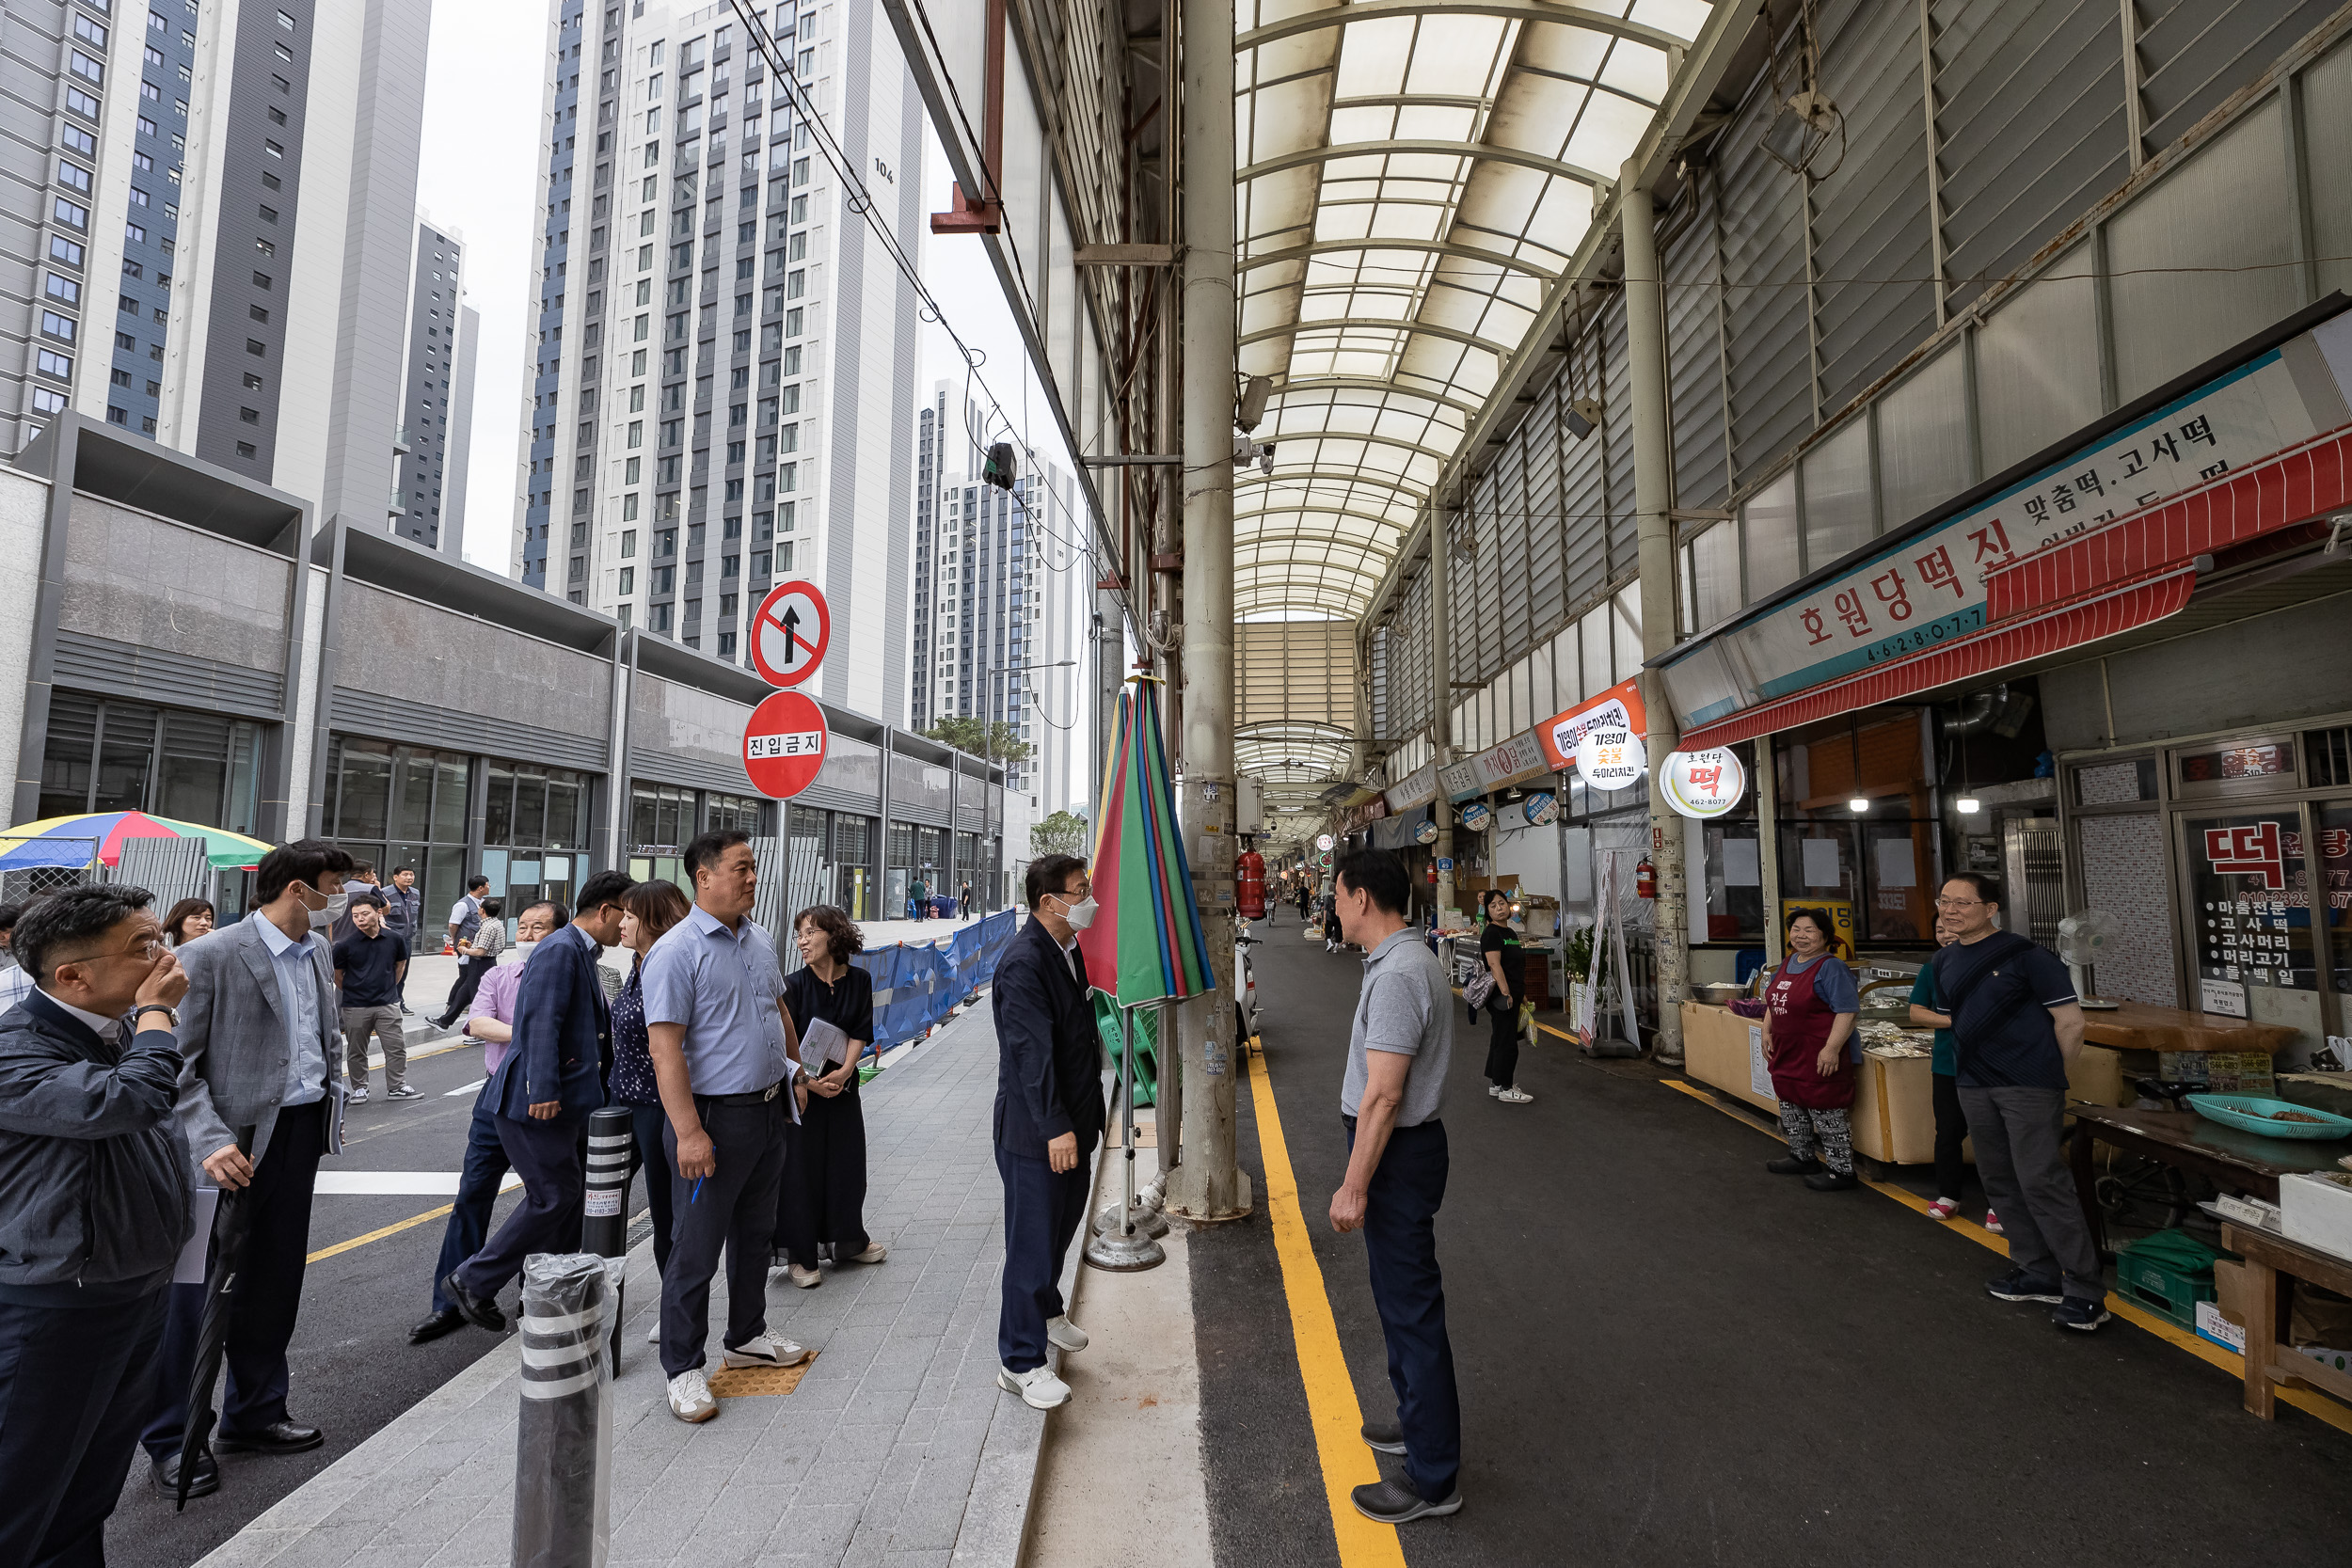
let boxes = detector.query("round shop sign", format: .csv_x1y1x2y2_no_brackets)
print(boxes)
1574,723,1648,790
1458,800,1493,833
1522,790,1558,827
1315,832,1334,852
750,579,832,688
1661,748,1748,819
742,689,829,800
1413,818,1438,846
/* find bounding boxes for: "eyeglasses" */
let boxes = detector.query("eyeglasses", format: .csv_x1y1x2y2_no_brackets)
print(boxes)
1933,897,1984,910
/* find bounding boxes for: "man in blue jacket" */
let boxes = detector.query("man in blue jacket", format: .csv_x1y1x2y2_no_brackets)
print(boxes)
0,884,192,1565
441,870,631,1328
991,854,1105,1410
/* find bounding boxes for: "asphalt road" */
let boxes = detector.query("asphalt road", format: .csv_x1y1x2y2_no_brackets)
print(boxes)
105,1025,535,1568
1198,931,2352,1568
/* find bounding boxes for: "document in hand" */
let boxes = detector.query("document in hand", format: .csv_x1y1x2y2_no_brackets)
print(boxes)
802,1016,851,1069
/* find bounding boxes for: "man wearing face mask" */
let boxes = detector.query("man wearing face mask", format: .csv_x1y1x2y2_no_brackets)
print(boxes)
988,854,1106,1410
141,838,353,1495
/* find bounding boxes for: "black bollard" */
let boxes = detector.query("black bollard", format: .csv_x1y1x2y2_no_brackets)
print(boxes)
581,1105,634,1373
512,1251,612,1568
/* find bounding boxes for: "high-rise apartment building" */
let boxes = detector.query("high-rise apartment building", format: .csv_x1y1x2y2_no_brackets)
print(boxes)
393,216,476,554
3,0,435,528
513,0,922,721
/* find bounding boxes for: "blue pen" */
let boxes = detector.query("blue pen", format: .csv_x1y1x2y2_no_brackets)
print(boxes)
690,1177,705,1204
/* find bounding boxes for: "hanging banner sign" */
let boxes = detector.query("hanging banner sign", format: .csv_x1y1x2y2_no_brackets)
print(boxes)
1537,678,1648,772
1661,748,1748,819
742,690,829,799
750,579,832,688
1413,818,1438,846
1384,760,1438,814
1458,800,1493,833
1574,724,1648,790
1523,790,1558,826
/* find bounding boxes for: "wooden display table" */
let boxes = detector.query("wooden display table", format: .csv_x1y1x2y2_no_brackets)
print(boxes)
2066,1103,2351,1257
2219,1222,2352,1421
2079,1002,2298,1055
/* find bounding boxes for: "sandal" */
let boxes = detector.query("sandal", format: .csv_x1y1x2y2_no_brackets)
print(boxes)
1926,1197,1960,1221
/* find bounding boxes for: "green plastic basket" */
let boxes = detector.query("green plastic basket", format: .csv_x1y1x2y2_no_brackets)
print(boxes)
2116,1230,2219,1327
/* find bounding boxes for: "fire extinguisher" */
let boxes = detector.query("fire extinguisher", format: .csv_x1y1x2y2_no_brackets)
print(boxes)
1635,857,1657,899
1235,846,1266,920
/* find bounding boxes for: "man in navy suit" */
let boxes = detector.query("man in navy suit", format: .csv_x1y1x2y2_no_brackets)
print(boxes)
442,870,633,1327
991,854,1106,1410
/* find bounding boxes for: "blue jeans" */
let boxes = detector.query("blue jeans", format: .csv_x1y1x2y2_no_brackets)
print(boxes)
1346,1116,1461,1500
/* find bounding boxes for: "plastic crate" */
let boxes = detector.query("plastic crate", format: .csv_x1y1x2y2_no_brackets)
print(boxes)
2116,1236,2217,1327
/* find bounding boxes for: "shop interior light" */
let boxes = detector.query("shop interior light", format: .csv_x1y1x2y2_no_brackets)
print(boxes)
1956,796,1982,815
1849,796,1870,814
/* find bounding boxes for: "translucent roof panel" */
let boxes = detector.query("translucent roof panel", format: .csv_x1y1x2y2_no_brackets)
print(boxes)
1233,0,1717,627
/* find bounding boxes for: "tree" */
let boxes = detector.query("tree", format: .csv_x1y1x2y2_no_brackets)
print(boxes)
1030,809,1089,859
922,716,1034,768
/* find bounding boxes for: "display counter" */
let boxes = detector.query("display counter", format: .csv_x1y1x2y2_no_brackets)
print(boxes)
2079,1002,2298,1055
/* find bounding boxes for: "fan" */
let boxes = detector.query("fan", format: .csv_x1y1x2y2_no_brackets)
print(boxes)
2057,911,2123,1010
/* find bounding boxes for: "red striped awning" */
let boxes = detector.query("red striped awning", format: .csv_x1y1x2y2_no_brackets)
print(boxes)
1678,572,2197,752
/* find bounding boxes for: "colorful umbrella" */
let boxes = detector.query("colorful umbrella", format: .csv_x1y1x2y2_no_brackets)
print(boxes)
1077,678,1212,1006
0,811,273,873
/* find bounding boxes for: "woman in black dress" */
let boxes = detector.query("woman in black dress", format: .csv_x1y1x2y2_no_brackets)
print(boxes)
776,904,886,1288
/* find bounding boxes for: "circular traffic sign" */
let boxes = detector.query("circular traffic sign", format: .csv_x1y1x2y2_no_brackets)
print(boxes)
751,579,832,688
743,689,829,799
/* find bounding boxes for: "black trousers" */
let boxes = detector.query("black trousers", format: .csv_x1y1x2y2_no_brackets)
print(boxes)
453,1113,588,1299
625,1101,675,1275
1482,993,1521,1087
436,957,493,1026
427,1092,513,1312
660,1095,788,1377
143,1097,326,1459
1931,1071,1974,1201
1347,1116,1461,1501
776,1082,869,1267
0,1285,168,1567
995,1140,1093,1372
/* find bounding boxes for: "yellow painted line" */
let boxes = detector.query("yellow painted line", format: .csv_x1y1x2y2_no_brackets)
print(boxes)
1241,1049,1408,1568
307,1201,453,1264
1537,1022,1575,1043
1660,1076,2352,1436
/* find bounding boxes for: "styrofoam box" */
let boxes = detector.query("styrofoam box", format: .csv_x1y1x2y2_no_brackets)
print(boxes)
2195,1300,2246,1354
2280,1172,2352,1263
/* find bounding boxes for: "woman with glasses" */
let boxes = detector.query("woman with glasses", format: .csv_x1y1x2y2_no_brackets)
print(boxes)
775,905,886,1288
1761,907,1863,1191
1910,917,2001,1233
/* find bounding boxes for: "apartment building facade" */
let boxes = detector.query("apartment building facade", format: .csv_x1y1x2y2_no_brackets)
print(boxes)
392,216,476,555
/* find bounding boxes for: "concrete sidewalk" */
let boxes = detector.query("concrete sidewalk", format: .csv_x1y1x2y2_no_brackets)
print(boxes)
194,995,1074,1568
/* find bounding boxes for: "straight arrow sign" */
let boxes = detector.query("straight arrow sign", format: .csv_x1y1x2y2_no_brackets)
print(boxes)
752,579,831,688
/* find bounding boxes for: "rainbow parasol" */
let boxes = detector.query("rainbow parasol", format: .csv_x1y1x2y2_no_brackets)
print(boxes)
0,811,273,873
1076,678,1212,1006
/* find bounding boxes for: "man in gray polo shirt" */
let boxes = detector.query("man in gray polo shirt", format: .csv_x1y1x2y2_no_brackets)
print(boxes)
1327,847,1462,1525
643,830,810,1423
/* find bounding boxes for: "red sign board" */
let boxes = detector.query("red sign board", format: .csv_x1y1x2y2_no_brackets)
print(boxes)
743,690,829,800
750,579,831,688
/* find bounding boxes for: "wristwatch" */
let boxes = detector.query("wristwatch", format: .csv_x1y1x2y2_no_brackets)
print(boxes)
134,1004,180,1027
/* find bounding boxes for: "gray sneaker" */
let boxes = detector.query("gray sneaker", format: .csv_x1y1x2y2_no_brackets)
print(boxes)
1351,1478,1461,1523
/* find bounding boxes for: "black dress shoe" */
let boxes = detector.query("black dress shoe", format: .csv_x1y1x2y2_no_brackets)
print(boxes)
151,1448,218,1497
440,1273,506,1332
1360,1418,1406,1455
410,1307,466,1344
1804,1170,1861,1192
1765,1154,1824,1176
213,1420,324,1455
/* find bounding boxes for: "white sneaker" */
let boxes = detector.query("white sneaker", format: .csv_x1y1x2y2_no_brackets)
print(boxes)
1487,1084,1502,1097
997,1364,1071,1409
667,1369,717,1423
1496,1085,1534,1104
346,1085,370,1104
646,1320,660,1343
1046,1314,1089,1353
789,1263,822,1290
722,1332,811,1369
850,1242,887,1264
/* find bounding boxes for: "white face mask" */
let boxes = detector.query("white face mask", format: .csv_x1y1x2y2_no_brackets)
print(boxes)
297,883,348,930
1057,895,1099,931
514,938,540,960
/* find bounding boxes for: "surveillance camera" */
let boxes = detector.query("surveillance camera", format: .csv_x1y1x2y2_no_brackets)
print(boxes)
1258,442,1276,475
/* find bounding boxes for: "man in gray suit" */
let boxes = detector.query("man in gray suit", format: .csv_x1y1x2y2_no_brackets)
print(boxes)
141,839,353,1497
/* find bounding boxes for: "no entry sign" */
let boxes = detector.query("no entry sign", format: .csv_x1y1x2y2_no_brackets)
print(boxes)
751,579,831,688
743,689,829,799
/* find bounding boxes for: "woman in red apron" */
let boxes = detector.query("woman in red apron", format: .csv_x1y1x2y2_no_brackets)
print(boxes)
1761,908,1863,1191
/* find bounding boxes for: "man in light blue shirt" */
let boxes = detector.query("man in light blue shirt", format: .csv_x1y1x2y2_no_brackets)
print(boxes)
644,830,808,1424
141,840,351,1495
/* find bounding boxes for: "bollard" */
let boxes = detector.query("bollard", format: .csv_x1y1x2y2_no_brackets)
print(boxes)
581,1106,634,1373
512,1252,614,1568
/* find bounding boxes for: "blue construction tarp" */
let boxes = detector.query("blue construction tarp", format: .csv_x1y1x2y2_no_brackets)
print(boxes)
852,909,1019,1050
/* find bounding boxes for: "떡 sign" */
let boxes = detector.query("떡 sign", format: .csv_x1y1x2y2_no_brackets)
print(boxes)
742,689,829,799
751,579,833,688
1536,678,1647,772
1661,748,1748,819
1458,800,1493,832
1575,724,1647,791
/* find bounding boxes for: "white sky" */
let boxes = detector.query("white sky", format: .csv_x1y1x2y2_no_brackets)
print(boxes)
416,0,1069,571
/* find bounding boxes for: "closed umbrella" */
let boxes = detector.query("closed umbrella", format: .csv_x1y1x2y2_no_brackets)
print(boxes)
176,1131,257,1511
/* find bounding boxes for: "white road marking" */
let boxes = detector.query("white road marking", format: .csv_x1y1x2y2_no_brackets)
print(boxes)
313,1171,522,1196
444,1078,486,1097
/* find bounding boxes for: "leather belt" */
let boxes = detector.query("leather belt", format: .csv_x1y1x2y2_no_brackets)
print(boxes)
699,1083,781,1107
